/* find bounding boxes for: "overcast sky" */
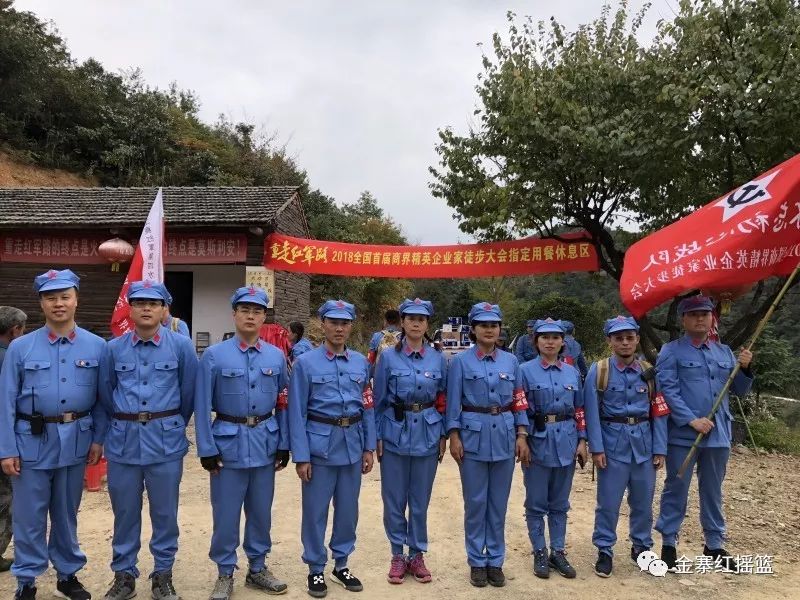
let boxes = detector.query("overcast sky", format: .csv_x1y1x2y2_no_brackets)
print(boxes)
16,0,676,243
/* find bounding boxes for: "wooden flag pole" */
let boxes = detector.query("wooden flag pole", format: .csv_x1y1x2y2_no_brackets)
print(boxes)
677,262,800,478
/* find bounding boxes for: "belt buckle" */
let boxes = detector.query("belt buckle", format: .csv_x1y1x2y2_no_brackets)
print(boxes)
410,403,422,413
627,416,637,425
489,406,501,416
338,417,351,427
245,415,259,427
61,411,76,424
137,412,151,423
546,415,556,424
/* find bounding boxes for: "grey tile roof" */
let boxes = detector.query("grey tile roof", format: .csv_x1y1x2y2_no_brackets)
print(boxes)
0,186,300,226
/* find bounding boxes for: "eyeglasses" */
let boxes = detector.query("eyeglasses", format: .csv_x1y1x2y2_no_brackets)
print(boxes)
130,300,164,309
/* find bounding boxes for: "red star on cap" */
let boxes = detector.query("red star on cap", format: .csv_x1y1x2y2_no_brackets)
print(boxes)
414,298,422,304
143,280,153,288
336,301,345,308
482,303,492,310
545,317,555,323
616,315,626,321
47,270,58,279
248,286,256,295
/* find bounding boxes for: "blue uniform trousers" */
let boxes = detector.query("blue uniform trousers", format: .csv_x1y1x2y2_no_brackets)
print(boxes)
11,464,86,586
301,462,361,574
593,457,655,556
523,462,574,552
107,459,183,577
459,457,515,567
379,450,438,556
210,465,276,576
656,444,729,549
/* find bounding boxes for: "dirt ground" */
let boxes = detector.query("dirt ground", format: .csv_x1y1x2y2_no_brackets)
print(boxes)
1,431,797,600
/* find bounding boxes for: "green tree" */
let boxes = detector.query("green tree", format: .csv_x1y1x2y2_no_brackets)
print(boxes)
430,0,800,359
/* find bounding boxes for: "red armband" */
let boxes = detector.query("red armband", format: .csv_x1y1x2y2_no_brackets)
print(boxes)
563,355,575,366
276,387,288,410
650,392,670,418
574,407,586,432
362,385,374,409
435,390,446,414
512,388,529,412
367,350,377,365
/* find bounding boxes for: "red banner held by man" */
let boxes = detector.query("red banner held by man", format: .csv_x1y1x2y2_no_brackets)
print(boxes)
620,153,800,317
263,232,598,278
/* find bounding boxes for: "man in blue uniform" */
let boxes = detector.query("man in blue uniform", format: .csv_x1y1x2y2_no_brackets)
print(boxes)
195,286,290,600
289,321,314,363
447,303,530,587
584,316,668,577
0,269,108,600
655,296,753,572
99,281,197,600
289,300,375,598
561,321,587,378
161,291,190,338
0,306,28,573
514,320,537,364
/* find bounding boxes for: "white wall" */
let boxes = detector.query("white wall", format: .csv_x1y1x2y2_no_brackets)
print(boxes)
167,264,245,345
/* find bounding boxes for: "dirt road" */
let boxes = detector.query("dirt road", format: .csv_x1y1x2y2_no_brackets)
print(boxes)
1,440,796,600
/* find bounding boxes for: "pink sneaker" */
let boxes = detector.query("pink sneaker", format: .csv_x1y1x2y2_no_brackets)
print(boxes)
387,554,408,584
408,553,432,583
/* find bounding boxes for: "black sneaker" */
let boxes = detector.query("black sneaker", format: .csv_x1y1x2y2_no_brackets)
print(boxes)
661,545,678,572
55,576,91,600
533,548,550,579
330,568,363,592
469,566,487,587
595,552,613,578
486,567,506,587
631,546,649,565
703,545,739,573
15,586,36,600
307,573,327,598
549,550,577,579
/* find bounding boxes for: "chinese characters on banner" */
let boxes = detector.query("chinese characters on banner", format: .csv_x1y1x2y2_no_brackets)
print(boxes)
620,153,800,317
0,233,247,265
263,232,599,278
245,266,275,308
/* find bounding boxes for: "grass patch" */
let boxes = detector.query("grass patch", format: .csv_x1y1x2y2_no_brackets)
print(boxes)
749,417,800,454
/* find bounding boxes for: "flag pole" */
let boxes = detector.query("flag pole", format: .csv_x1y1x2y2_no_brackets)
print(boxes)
678,261,800,478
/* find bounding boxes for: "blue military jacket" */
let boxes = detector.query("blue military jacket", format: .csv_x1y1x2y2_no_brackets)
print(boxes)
195,336,289,468
656,335,753,448
291,337,314,361
101,327,197,465
584,357,668,464
0,326,108,469
289,345,376,466
373,343,446,457
446,346,528,462
564,335,587,377
514,334,537,364
520,358,585,468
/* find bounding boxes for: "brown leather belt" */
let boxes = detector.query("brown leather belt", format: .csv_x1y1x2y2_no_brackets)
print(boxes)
603,415,648,425
307,412,362,427
113,409,180,423
215,412,273,427
461,404,512,415
17,410,89,424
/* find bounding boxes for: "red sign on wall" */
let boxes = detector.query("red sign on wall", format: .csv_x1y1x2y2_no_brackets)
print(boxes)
0,233,247,265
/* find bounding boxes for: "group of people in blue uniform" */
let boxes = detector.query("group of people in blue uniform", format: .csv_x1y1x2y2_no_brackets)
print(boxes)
0,267,755,600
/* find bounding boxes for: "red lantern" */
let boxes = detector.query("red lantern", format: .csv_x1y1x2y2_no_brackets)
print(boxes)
98,238,135,272
700,283,752,314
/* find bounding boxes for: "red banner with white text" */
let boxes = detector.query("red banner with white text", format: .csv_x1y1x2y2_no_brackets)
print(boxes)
263,232,598,278
620,153,800,317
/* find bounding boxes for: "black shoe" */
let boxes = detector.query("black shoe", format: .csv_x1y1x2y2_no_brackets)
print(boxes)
486,567,506,587
330,568,363,592
307,573,327,598
15,586,36,600
469,567,487,587
703,545,739,573
533,548,550,579
661,545,678,572
549,550,577,579
0,556,13,572
595,552,613,578
631,546,649,565
55,576,91,600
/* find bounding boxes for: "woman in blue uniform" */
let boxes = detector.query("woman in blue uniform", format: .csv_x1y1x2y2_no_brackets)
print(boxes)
520,318,588,579
446,302,530,588
373,298,447,585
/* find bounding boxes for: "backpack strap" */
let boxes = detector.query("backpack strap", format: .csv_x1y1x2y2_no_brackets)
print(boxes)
170,317,181,332
595,357,610,396
637,359,656,401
